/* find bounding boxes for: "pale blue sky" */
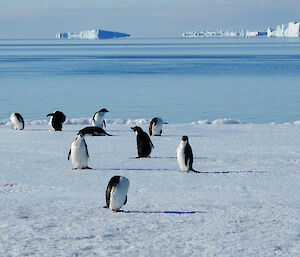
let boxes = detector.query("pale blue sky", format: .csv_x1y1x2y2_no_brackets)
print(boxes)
0,0,299,38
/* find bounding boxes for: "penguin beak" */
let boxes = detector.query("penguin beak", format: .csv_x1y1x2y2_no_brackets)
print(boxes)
47,113,53,117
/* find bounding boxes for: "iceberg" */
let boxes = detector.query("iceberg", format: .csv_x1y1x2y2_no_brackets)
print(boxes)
267,22,300,37
183,21,300,38
56,29,130,40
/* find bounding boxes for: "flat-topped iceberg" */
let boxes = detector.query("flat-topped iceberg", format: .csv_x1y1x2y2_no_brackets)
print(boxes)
56,29,130,40
183,21,300,38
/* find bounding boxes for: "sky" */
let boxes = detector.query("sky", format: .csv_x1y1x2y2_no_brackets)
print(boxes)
0,0,300,38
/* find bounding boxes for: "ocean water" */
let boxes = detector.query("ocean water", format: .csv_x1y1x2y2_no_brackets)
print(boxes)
0,37,300,124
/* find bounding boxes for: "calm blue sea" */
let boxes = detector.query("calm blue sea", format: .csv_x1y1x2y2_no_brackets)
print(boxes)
0,37,300,123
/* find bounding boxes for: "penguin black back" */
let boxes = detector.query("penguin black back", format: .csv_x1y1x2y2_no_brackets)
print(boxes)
131,126,154,158
182,136,194,170
47,111,66,131
105,176,121,208
149,117,158,136
78,126,112,136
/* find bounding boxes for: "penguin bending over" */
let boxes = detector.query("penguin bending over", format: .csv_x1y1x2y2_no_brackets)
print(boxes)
149,117,164,136
92,108,109,128
131,126,154,158
78,126,112,136
47,111,66,131
177,136,200,173
68,131,91,170
10,113,24,130
104,176,129,212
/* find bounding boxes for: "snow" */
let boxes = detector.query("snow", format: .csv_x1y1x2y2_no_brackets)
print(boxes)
1,122,300,256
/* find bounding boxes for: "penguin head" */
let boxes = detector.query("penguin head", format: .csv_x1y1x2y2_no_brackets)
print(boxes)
182,136,189,142
76,131,85,139
99,108,109,113
131,126,143,134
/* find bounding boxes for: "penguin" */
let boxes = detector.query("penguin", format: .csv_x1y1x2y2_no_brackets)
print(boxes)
104,176,129,212
149,117,164,136
10,113,24,130
91,108,109,128
47,111,66,131
68,131,91,170
176,136,199,173
78,126,112,136
131,126,154,158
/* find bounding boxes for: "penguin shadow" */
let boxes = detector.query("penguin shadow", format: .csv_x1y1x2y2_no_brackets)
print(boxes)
122,210,206,215
162,135,205,138
25,128,51,132
197,170,268,174
93,168,175,171
151,156,207,160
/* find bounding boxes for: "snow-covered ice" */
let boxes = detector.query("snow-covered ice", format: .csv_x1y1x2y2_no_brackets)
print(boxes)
1,122,300,256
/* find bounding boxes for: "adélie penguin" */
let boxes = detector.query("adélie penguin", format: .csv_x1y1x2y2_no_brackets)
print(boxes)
68,131,91,170
176,136,200,173
149,117,165,136
47,111,66,131
10,113,24,130
104,176,129,212
91,108,109,128
78,126,112,136
131,126,154,158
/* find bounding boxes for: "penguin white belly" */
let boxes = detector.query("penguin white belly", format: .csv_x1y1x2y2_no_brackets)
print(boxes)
92,113,104,128
71,141,88,169
10,115,23,130
109,178,129,211
152,123,163,136
177,143,188,172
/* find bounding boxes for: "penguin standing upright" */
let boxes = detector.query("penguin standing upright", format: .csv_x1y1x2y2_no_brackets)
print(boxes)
68,131,91,170
177,136,199,173
47,111,66,131
10,113,24,130
131,126,154,158
105,176,129,212
149,117,164,136
91,108,109,128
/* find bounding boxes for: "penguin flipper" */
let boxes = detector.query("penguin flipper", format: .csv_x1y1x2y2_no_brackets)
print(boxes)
146,133,154,148
103,120,106,128
124,195,128,206
15,113,24,124
67,149,71,160
185,144,193,169
84,141,89,159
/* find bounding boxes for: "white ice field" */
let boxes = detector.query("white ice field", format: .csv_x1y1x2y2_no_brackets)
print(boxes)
1,121,300,256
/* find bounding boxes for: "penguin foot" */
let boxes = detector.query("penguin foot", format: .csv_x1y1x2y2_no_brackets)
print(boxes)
103,205,108,209
112,209,124,213
72,168,78,170
83,167,92,170
189,169,201,173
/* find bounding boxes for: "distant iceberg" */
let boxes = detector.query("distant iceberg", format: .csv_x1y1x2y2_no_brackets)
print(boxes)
267,22,300,37
56,29,130,40
183,21,300,38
